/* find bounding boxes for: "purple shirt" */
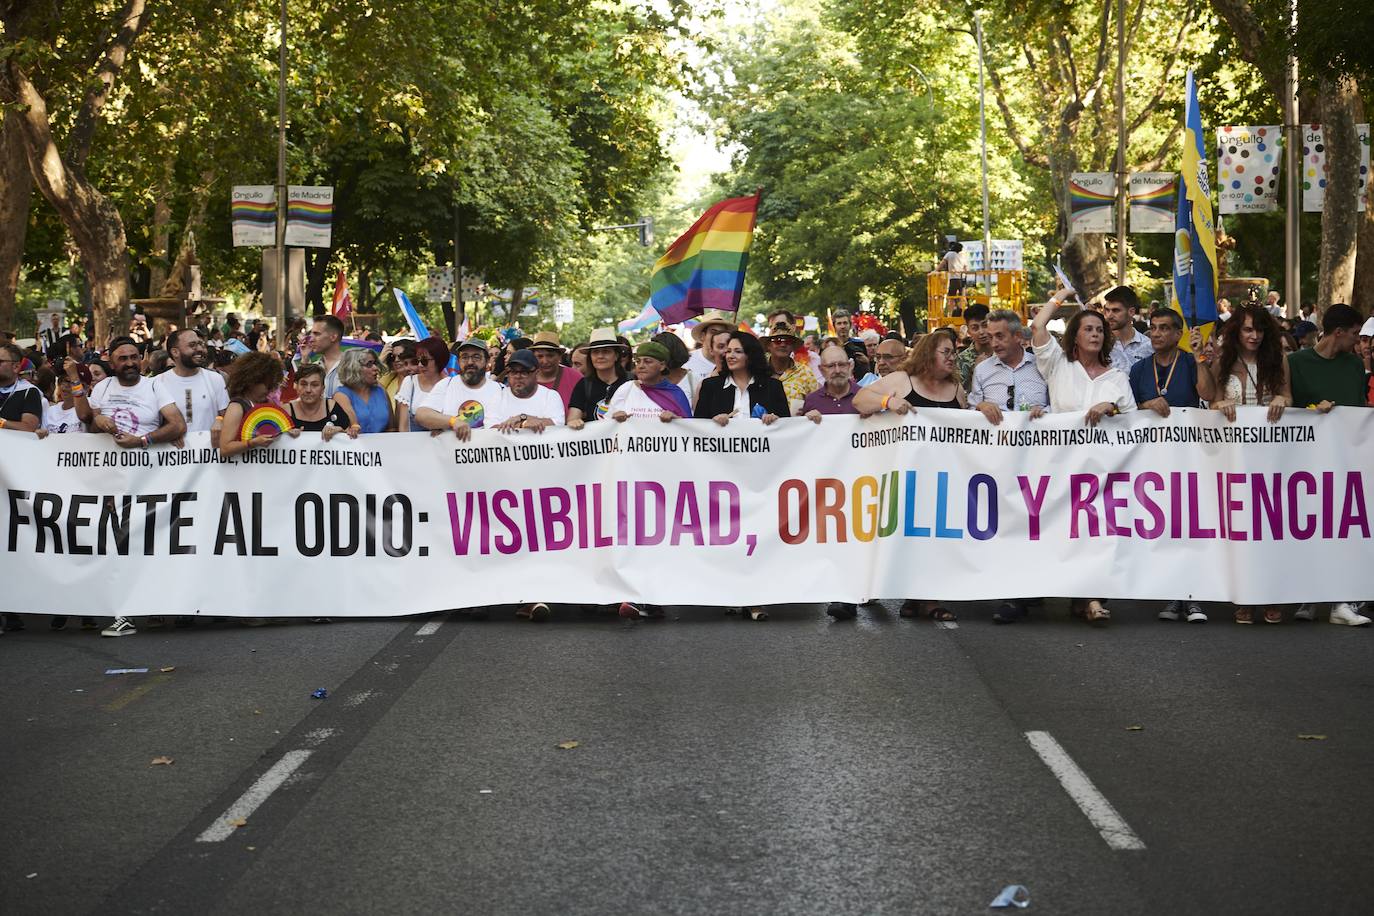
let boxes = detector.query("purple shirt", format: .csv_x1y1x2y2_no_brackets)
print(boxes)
801,382,858,415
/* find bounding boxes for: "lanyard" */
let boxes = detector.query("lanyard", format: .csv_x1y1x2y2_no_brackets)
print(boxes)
1153,353,1179,397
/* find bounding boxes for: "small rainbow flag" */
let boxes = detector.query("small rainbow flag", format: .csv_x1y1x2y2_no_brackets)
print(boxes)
649,193,759,325
617,300,660,334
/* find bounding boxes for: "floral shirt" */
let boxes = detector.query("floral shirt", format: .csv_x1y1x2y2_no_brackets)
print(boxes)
775,360,820,415
956,346,991,390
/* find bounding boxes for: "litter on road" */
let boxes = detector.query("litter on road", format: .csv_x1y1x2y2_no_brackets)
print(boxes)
311,688,329,699
989,884,1030,908
105,668,149,675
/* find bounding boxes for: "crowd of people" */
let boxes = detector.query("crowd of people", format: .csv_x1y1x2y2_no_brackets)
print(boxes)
2,290,1372,636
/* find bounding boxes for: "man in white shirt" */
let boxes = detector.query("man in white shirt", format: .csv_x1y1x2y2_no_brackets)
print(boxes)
686,311,735,378
70,337,185,639
487,349,565,431
154,329,229,434
309,315,347,399
414,339,505,440
1103,286,1152,373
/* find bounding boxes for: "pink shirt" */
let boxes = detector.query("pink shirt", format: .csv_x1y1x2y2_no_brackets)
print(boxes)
539,364,584,413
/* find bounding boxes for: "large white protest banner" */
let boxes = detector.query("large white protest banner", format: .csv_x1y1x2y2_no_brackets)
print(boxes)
3,409,1370,617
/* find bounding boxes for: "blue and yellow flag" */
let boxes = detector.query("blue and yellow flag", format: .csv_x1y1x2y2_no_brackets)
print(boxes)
1171,71,1218,336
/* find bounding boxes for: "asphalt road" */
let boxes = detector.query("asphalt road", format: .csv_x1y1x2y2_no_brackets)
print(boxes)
2,600,1371,915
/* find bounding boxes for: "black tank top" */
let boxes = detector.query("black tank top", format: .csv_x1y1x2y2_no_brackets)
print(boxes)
905,385,960,409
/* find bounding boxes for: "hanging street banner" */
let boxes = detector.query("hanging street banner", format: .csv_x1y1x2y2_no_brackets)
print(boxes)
1302,124,1370,212
283,185,335,247
1128,172,1177,233
230,186,276,247
1216,126,1282,214
1068,173,1116,235
3,409,1370,618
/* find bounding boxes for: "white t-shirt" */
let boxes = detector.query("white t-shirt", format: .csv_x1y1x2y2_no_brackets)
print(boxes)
686,350,717,379
487,384,566,427
90,376,174,436
1032,339,1135,415
395,375,448,431
44,402,86,434
154,368,229,432
609,382,668,418
435,376,506,430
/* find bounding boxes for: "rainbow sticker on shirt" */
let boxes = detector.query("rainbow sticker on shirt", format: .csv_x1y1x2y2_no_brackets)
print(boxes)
239,403,294,442
594,399,610,420
457,400,485,428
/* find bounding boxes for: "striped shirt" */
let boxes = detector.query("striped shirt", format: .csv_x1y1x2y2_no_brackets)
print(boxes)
969,349,1050,411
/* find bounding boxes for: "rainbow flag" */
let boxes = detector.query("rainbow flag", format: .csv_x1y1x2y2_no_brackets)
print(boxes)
230,199,276,225
287,198,333,226
649,193,759,325
617,300,660,334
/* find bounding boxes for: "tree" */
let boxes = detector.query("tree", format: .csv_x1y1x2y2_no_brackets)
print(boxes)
1,0,148,343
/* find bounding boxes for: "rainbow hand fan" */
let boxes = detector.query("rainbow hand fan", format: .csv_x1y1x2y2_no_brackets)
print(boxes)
239,403,294,442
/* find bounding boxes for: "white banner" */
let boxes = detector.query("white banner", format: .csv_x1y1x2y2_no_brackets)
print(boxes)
1302,124,1370,212
1216,126,1281,214
231,186,276,247
283,185,334,247
1068,173,1116,235
3,409,1371,617
1128,172,1176,233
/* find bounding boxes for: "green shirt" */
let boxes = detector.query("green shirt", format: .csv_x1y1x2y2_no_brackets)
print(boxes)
1287,347,1367,408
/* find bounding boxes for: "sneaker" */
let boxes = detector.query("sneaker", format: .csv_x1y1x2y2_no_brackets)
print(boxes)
50,616,69,630
618,602,641,619
898,599,922,619
101,617,137,638
826,602,858,620
2,613,24,632
1185,603,1208,623
1329,603,1371,627
1293,603,1317,621
1157,601,1182,622
528,602,551,623
992,601,1026,624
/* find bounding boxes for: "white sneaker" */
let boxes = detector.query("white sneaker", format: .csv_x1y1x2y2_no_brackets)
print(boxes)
1329,603,1371,627
101,617,137,637
1158,601,1182,622
1293,603,1317,621
1186,603,1208,623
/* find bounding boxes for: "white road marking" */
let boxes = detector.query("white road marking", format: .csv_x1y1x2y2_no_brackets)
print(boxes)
196,750,313,843
301,728,336,747
935,620,959,630
414,619,443,637
1024,730,1146,851
344,689,376,708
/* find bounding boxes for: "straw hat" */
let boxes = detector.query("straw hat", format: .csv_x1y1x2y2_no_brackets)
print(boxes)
690,309,737,343
585,328,627,350
529,330,564,350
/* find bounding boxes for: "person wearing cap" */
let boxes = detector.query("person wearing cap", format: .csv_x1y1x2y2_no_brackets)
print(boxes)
414,338,505,441
694,331,789,425
487,348,565,431
567,329,629,429
608,341,692,421
764,313,819,415
686,309,736,378
528,330,583,413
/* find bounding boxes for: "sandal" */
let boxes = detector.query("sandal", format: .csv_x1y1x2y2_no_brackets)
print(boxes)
1234,607,1253,624
1263,608,1283,624
928,606,957,622
1085,600,1110,625
746,607,769,622
898,599,921,618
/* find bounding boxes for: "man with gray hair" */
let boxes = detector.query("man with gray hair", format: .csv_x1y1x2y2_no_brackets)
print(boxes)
969,309,1049,424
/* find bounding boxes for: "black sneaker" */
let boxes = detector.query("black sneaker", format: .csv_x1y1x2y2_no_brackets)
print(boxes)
50,616,69,630
826,603,858,620
993,601,1027,624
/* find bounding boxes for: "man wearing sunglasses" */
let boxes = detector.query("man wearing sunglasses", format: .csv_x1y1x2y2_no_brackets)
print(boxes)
0,342,43,433
488,349,565,433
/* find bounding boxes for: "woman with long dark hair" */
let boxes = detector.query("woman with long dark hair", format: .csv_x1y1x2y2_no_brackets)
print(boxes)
693,331,788,426
1198,303,1290,425
396,336,449,432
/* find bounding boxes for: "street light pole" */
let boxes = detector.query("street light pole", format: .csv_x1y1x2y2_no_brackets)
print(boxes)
974,10,992,275
1283,0,1301,317
274,0,287,348
1114,0,1128,285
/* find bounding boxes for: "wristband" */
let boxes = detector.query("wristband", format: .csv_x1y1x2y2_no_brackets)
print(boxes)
880,395,891,411
71,384,85,395
140,435,150,448
449,415,459,429
0,419,6,429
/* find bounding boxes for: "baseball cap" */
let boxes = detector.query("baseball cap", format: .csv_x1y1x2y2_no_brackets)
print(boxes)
507,349,537,371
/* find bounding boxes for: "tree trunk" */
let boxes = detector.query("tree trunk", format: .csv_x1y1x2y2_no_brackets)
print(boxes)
1062,233,1113,301
0,110,33,334
305,248,330,315
1351,93,1374,316
1316,76,1361,308
147,156,174,296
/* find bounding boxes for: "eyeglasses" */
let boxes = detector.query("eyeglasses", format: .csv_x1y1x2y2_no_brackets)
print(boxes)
416,359,432,366
506,366,534,374
819,361,850,369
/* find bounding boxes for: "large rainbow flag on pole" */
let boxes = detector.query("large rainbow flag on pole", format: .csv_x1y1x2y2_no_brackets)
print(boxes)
649,192,760,325
1171,70,1219,333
